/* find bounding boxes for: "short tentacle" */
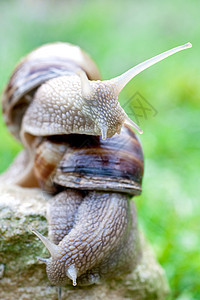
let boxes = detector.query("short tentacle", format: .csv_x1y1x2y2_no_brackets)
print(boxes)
77,69,93,99
31,229,60,259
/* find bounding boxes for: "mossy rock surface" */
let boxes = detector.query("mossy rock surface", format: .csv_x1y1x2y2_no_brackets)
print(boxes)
0,184,169,299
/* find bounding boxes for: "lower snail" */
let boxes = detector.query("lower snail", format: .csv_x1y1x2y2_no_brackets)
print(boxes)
1,42,191,289
32,127,143,286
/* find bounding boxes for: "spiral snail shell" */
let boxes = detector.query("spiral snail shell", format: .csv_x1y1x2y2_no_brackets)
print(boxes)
1,41,192,288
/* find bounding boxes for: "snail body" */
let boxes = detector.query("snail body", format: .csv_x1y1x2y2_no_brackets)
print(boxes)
1,41,192,287
38,189,140,286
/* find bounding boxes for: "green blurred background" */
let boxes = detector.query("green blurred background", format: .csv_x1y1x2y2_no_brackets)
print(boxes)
0,0,199,299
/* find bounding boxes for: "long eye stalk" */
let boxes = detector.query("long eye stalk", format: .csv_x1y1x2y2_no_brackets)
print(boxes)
78,42,192,137
113,42,192,135
110,42,192,94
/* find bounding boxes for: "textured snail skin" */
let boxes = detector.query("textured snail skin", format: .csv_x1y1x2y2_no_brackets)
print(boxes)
47,190,83,245
45,190,140,286
21,74,126,148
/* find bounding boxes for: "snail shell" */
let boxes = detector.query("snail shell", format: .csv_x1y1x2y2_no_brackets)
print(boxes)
34,125,143,195
33,138,68,193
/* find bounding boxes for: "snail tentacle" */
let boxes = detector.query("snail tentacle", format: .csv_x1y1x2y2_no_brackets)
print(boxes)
109,42,193,94
31,229,60,259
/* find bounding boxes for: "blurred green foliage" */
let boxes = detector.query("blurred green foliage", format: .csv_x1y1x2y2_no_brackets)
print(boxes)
0,0,199,299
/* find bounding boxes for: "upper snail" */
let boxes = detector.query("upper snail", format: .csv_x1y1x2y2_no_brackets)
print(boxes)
3,42,192,147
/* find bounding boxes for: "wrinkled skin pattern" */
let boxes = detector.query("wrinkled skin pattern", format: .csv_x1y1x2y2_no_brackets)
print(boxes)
21,75,126,144
46,189,141,286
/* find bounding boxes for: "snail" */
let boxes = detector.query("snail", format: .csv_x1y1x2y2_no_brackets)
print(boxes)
1,42,192,289
32,126,143,286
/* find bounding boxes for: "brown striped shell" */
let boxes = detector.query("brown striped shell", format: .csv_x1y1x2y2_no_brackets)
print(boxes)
33,125,143,195
2,42,101,141
33,139,69,193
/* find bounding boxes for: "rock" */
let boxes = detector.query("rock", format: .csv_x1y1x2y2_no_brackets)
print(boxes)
0,184,169,300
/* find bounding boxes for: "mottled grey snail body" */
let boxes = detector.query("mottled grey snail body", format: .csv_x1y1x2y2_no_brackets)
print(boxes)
1,41,192,287
44,190,140,286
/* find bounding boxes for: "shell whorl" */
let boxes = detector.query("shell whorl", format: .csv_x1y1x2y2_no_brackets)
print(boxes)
53,125,143,195
32,124,144,196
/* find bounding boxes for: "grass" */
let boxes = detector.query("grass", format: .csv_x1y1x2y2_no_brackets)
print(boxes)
0,0,200,299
